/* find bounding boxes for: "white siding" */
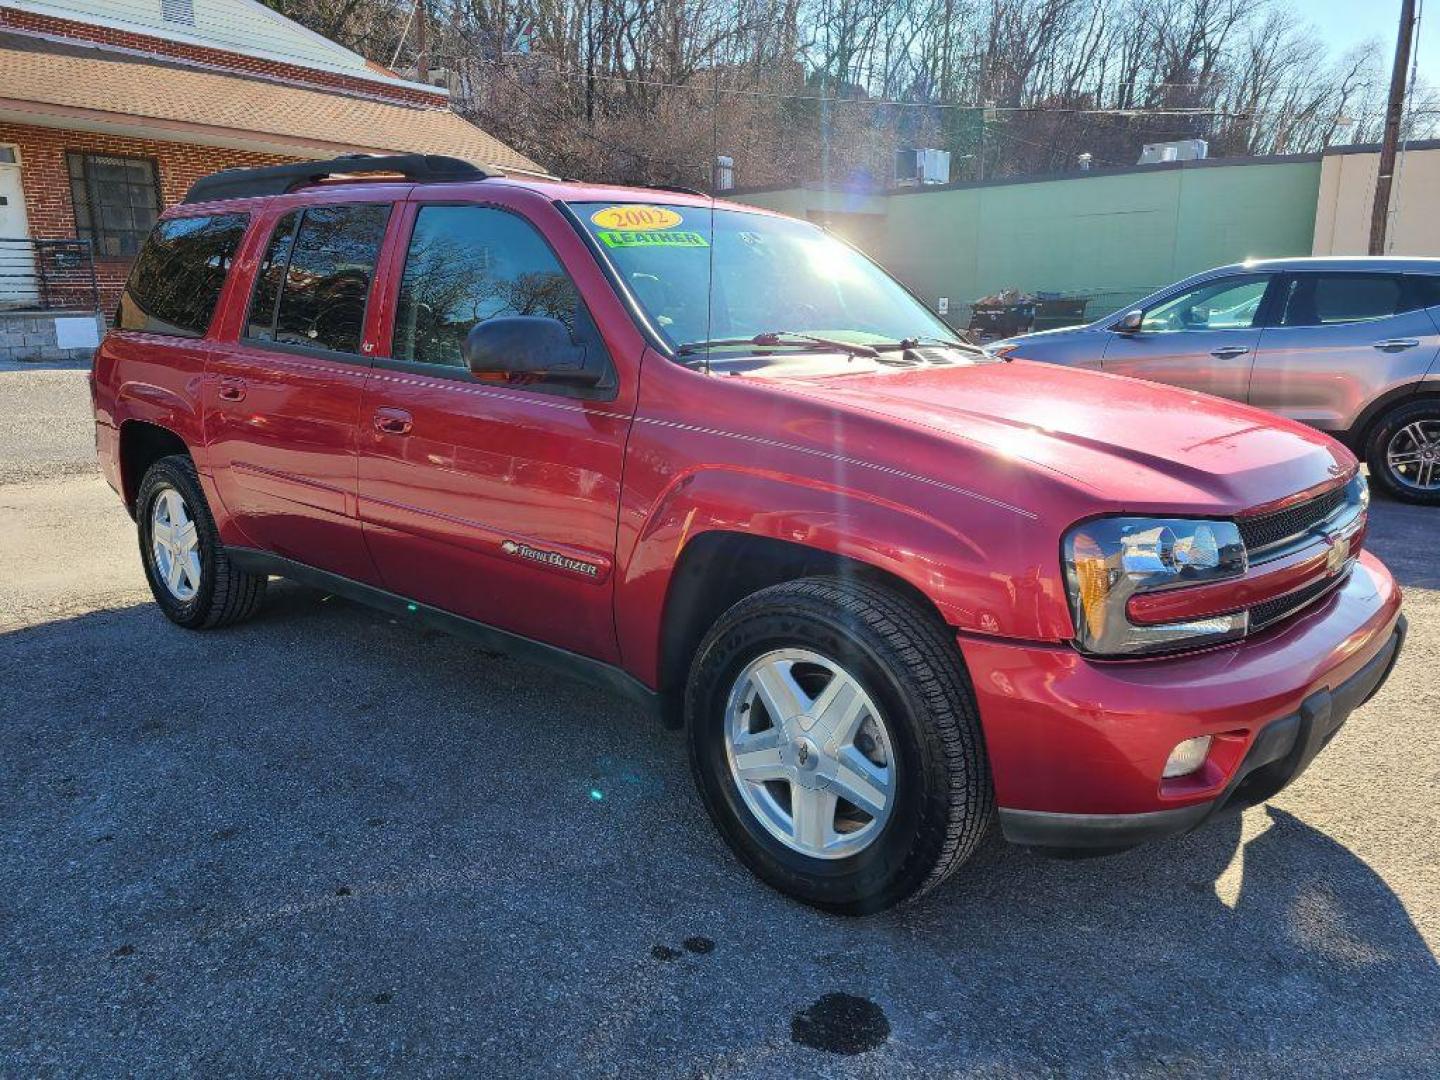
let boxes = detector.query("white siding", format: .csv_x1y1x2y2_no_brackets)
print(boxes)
7,0,393,79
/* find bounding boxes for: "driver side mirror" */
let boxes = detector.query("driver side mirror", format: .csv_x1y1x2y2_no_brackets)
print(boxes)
1114,309,1144,333
464,316,600,387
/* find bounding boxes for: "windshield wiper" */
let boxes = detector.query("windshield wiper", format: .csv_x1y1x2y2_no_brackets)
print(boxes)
675,331,880,361
871,334,978,352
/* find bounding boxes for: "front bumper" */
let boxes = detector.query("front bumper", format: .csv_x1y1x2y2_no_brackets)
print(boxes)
997,614,1404,851
958,551,1403,851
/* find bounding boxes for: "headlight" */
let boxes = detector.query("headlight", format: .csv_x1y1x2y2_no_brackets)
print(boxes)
1063,517,1248,656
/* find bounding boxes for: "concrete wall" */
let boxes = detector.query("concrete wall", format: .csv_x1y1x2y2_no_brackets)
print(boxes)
736,157,1323,320
1313,143,1440,256
0,311,103,362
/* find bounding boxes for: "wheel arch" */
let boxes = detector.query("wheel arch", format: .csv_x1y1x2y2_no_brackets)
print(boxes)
652,530,952,729
1345,380,1439,453
118,419,190,515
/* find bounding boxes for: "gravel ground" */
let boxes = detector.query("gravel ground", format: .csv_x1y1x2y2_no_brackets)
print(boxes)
2,361,1437,1077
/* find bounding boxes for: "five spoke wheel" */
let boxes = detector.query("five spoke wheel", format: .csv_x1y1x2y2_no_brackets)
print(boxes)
149,486,202,601
724,648,894,859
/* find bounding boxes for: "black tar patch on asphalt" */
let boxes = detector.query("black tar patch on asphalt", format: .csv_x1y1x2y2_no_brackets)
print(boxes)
791,992,891,1055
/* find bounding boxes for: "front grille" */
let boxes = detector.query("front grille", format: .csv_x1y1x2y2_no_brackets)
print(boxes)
1249,573,1347,631
1238,484,1348,554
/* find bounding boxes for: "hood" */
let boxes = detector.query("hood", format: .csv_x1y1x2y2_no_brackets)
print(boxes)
992,322,1097,348
763,359,1351,515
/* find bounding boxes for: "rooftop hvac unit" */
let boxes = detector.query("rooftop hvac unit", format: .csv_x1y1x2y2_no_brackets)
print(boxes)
1138,139,1209,165
895,148,951,186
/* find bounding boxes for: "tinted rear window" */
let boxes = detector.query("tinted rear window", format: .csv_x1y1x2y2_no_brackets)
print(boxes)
1278,273,1421,327
245,204,389,355
117,214,249,337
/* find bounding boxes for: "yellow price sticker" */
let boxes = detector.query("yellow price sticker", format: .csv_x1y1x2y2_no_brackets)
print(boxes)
590,205,684,231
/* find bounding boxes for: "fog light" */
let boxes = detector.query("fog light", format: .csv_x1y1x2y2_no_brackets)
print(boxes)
1163,736,1212,779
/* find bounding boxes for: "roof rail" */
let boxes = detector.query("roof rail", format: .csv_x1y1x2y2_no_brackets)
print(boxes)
181,154,499,204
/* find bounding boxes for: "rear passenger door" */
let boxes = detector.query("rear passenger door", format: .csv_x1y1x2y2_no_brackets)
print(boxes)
205,198,394,582
357,201,631,662
1249,272,1440,433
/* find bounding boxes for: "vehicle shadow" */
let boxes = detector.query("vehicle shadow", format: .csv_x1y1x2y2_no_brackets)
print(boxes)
2,583,1436,1075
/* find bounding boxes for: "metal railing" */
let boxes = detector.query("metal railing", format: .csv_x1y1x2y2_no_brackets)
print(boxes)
0,238,101,313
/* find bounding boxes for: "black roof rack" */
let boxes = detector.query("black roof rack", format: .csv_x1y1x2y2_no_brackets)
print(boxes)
182,154,499,204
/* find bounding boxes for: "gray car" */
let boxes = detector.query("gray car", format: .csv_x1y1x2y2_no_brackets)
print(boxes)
992,257,1440,504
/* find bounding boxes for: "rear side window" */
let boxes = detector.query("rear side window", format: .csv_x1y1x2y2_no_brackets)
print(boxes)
246,203,389,354
1278,274,1408,327
1407,274,1440,309
118,213,249,337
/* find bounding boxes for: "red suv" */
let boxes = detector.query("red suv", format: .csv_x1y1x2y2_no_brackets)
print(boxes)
92,155,1404,913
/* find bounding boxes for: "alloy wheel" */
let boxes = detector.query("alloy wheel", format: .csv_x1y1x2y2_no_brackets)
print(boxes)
150,486,202,601
723,648,895,859
1386,420,1440,491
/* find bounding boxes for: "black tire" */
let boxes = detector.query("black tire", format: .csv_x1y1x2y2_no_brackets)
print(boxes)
136,454,266,629
1366,399,1440,505
685,576,994,914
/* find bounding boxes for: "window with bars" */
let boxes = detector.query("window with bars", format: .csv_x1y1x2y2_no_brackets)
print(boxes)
67,153,163,258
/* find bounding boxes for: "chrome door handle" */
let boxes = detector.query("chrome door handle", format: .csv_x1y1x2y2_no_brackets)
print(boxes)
1373,338,1420,352
217,377,246,402
1210,346,1250,359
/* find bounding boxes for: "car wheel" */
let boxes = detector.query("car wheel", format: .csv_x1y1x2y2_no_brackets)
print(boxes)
1366,399,1440,505
136,454,267,628
685,576,994,914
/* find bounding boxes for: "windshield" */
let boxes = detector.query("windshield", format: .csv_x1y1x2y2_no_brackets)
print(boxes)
571,202,958,355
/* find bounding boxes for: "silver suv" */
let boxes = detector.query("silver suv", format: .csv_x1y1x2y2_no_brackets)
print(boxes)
992,258,1440,504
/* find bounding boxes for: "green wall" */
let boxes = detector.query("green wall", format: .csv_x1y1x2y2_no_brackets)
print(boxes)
736,159,1322,320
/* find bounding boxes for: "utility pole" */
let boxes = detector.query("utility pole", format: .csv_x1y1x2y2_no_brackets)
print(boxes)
414,0,430,85
1370,0,1417,255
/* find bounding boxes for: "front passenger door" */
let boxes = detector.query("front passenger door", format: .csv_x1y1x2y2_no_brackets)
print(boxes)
358,202,631,662
1102,274,1274,402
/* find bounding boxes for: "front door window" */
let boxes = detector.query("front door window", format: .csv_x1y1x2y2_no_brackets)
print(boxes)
1141,276,1270,333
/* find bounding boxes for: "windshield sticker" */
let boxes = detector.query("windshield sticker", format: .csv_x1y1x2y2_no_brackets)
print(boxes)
590,205,684,231
598,230,709,249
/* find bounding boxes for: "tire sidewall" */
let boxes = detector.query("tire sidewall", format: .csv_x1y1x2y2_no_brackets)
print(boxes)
688,601,946,913
1367,400,1440,504
136,459,216,627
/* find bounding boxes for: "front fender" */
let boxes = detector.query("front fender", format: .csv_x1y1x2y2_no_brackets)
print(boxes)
613,464,1072,688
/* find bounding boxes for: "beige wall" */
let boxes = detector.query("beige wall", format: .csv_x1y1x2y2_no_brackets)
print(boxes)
1313,146,1440,255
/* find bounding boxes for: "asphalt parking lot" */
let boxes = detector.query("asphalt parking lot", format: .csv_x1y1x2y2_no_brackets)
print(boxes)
2,360,1438,1077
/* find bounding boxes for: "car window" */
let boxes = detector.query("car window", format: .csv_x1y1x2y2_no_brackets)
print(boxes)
1279,273,1408,327
392,204,610,381
246,210,298,341
1141,276,1269,333
246,204,389,354
1408,274,1440,309
118,213,249,337
570,201,958,352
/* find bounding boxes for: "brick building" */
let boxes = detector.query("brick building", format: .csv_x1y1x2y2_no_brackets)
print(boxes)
0,0,542,360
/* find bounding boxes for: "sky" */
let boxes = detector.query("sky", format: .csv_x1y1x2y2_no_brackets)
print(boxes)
1304,0,1438,85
